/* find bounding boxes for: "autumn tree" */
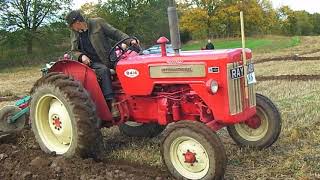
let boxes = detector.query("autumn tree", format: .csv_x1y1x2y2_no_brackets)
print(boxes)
179,0,222,38
214,0,240,37
179,6,209,38
257,0,278,34
179,0,280,38
277,6,297,35
0,0,71,54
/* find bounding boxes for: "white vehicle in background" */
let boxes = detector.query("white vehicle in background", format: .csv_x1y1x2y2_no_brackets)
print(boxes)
143,44,174,54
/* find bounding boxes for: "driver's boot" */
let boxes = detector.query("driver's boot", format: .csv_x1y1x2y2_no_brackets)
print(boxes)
106,99,120,118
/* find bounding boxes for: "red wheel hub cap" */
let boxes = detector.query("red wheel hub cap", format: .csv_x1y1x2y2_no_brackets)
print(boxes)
52,116,62,130
183,150,197,164
245,115,261,129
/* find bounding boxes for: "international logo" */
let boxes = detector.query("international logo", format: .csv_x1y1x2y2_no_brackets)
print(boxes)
161,67,193,73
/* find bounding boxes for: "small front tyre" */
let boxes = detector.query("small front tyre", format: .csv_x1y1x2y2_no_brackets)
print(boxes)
227,93,281,149
161,121,226,180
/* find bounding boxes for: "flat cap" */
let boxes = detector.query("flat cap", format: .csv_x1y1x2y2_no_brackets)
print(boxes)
65,10,84,26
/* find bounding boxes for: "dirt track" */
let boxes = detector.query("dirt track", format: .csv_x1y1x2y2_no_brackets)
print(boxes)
0,129,171,180
257,74,320,81
255,56,320,64
254,43,320,64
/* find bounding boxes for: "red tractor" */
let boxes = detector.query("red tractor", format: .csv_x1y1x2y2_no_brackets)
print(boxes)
28,35,281,179
26,2,281,180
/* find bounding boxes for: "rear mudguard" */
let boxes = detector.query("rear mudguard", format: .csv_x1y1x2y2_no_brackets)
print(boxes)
49,60,112,122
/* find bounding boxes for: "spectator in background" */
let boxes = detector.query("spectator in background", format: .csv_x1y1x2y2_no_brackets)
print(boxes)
205,39,215,50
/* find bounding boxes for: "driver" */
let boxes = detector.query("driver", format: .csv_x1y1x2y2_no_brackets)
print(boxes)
65,10,138,111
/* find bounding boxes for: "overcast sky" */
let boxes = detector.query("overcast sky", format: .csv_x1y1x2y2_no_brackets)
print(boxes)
72,0,320,14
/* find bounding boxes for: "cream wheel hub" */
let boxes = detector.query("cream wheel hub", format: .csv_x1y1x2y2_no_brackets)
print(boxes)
48,100,72,144
170,136,210,180
35,95,73,154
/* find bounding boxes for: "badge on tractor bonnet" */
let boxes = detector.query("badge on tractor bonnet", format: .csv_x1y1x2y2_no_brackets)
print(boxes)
124,69,139,78
208,67,220,73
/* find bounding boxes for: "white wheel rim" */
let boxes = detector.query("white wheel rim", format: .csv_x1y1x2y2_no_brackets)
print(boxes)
170,136,210,179
35,94,73,154
234,106,269,141
124,121,143,127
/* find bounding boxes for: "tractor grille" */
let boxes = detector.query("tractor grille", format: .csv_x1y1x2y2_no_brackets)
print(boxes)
227,62,243,115
227,62,256,115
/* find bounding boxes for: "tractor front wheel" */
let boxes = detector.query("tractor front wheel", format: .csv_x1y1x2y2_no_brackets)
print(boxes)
119,121,165,137
161,121,226,180
30,73,104,159
227,93,281,149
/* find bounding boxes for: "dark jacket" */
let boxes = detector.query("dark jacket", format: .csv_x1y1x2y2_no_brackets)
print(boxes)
205,42,215,50
70,18,129,67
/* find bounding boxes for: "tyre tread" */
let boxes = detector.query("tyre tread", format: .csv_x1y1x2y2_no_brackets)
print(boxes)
30,72,104,159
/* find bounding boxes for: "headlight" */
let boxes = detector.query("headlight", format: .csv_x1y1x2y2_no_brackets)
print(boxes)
206,79,219,94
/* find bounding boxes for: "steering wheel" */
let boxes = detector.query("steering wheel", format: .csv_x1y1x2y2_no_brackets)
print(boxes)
108,37,141,64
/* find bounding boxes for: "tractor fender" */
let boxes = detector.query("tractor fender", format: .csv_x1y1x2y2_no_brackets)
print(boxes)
49,60,112,122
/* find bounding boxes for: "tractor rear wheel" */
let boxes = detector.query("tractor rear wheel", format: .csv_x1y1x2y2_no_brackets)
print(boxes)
119,121,165,137
30,72,104,159
227,93,281,149
161,121,226,180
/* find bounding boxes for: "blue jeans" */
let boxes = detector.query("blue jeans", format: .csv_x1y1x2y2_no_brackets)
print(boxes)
90,62,114,100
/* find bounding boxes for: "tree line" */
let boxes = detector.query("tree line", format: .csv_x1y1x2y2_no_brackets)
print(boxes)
179,0,320,39
0,0,319,54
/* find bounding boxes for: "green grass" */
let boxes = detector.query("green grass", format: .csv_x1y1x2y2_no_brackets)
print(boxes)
182,36,301,53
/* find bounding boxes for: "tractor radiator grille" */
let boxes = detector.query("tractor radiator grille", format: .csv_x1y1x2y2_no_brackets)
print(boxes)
248,81,256,107
227,62,243,115
227,61,256,115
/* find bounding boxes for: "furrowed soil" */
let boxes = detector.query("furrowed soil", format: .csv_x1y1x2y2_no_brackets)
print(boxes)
0,130,171,180
1,36,320,179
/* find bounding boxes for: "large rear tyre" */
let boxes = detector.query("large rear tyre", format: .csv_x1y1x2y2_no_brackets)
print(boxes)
227,93,281,149
119,121,165,137
161,121,226,180
30,73,104,159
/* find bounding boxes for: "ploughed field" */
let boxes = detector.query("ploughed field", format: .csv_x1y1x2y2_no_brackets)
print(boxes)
1,36,320,179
